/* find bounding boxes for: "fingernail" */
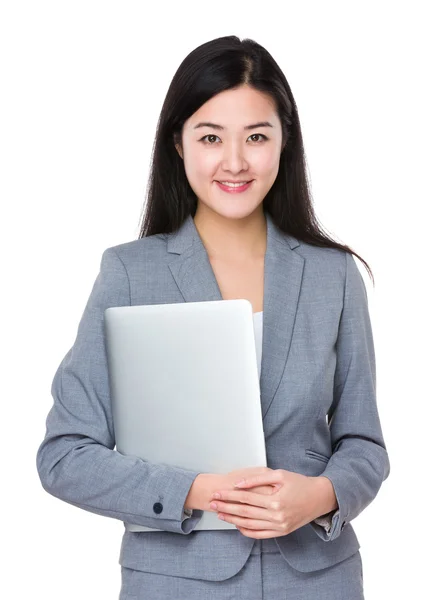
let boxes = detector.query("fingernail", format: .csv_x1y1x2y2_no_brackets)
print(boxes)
212,493,220,499
234,479,246,487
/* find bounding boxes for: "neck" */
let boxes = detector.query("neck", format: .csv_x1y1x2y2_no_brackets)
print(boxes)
193,205,267,262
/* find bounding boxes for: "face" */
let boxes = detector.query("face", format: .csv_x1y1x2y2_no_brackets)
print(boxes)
175,85,284,222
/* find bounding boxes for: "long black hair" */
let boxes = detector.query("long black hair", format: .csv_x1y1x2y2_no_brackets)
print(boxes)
137,35,374,284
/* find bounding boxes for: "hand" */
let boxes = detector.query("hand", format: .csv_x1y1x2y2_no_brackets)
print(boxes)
185,467,278,512
221,467,282,498
208,469,328,539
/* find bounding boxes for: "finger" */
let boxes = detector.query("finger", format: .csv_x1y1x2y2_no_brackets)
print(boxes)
236,526,282,539
247,483,278,495
214,500,271,521
212,490,273,509
219,512,275,530
234,471,283,489
269,483,282,493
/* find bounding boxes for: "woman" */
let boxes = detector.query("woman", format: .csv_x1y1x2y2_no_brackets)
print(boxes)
37,35,390,599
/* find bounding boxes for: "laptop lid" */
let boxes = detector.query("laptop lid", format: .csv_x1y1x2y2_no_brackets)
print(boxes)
104,299,267,531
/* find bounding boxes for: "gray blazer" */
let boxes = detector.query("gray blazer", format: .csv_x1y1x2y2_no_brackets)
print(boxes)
36,211,390,581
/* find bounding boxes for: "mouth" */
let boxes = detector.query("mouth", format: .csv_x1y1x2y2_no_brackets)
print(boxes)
215,180,254,193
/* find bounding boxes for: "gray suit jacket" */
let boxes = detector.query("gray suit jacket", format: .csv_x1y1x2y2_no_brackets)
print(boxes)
36,211,390,580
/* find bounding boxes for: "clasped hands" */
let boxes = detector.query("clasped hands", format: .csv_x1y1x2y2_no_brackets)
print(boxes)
207,466,335,539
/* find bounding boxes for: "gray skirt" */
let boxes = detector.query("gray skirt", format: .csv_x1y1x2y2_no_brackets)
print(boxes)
119,537,364,599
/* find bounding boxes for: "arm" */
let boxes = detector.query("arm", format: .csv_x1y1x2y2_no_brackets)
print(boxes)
310,251,390,541
36,248,204,534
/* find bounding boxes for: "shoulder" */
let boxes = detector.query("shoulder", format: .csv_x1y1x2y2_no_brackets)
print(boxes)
101,233,169,268
295,241,367,298
296,241,349,278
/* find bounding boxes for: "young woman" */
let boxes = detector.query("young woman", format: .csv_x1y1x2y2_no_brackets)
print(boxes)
37,35,390,599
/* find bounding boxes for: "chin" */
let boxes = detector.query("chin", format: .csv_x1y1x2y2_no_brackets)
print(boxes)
209,204,263,221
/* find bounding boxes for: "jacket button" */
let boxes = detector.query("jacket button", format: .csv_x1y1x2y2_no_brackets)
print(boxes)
153,502,163,514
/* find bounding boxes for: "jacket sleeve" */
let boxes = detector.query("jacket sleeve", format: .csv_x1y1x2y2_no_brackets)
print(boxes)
309,251,390,542
36,247,204,534
312,511,335,533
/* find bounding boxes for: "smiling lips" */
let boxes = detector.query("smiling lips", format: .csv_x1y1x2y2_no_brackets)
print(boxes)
215,180,253,193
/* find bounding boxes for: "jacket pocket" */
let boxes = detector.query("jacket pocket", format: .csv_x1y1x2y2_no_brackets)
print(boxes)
305,449,330,463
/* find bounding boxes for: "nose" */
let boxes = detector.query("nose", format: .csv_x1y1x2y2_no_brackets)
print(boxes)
221,141,249,174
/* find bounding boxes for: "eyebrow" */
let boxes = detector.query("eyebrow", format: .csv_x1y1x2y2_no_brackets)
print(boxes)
193,121,274,131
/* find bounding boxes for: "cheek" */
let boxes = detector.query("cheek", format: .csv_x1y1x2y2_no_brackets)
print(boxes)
250,142,281,173
254,152,280,178
184,150,217,181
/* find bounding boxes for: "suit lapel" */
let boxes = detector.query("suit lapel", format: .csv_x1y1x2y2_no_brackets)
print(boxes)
167,212,305,421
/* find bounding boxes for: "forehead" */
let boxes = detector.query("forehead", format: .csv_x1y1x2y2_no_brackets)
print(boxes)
186,86,278,129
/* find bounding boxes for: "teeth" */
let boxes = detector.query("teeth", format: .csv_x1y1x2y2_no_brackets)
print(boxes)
219,181,249,187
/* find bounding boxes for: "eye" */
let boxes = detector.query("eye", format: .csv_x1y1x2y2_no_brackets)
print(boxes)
249,133,268,143
199,134,221,144
198,133,269,144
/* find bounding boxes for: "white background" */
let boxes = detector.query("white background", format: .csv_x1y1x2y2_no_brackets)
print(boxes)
1,1,441,598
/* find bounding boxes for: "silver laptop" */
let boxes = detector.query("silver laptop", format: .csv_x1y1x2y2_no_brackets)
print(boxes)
104,299,267,532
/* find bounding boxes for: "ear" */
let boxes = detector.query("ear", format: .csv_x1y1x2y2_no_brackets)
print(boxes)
173,131,183,159
175,143,183,159
281,133,287,153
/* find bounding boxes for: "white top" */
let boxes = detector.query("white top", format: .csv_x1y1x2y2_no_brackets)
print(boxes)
252,311,263,378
